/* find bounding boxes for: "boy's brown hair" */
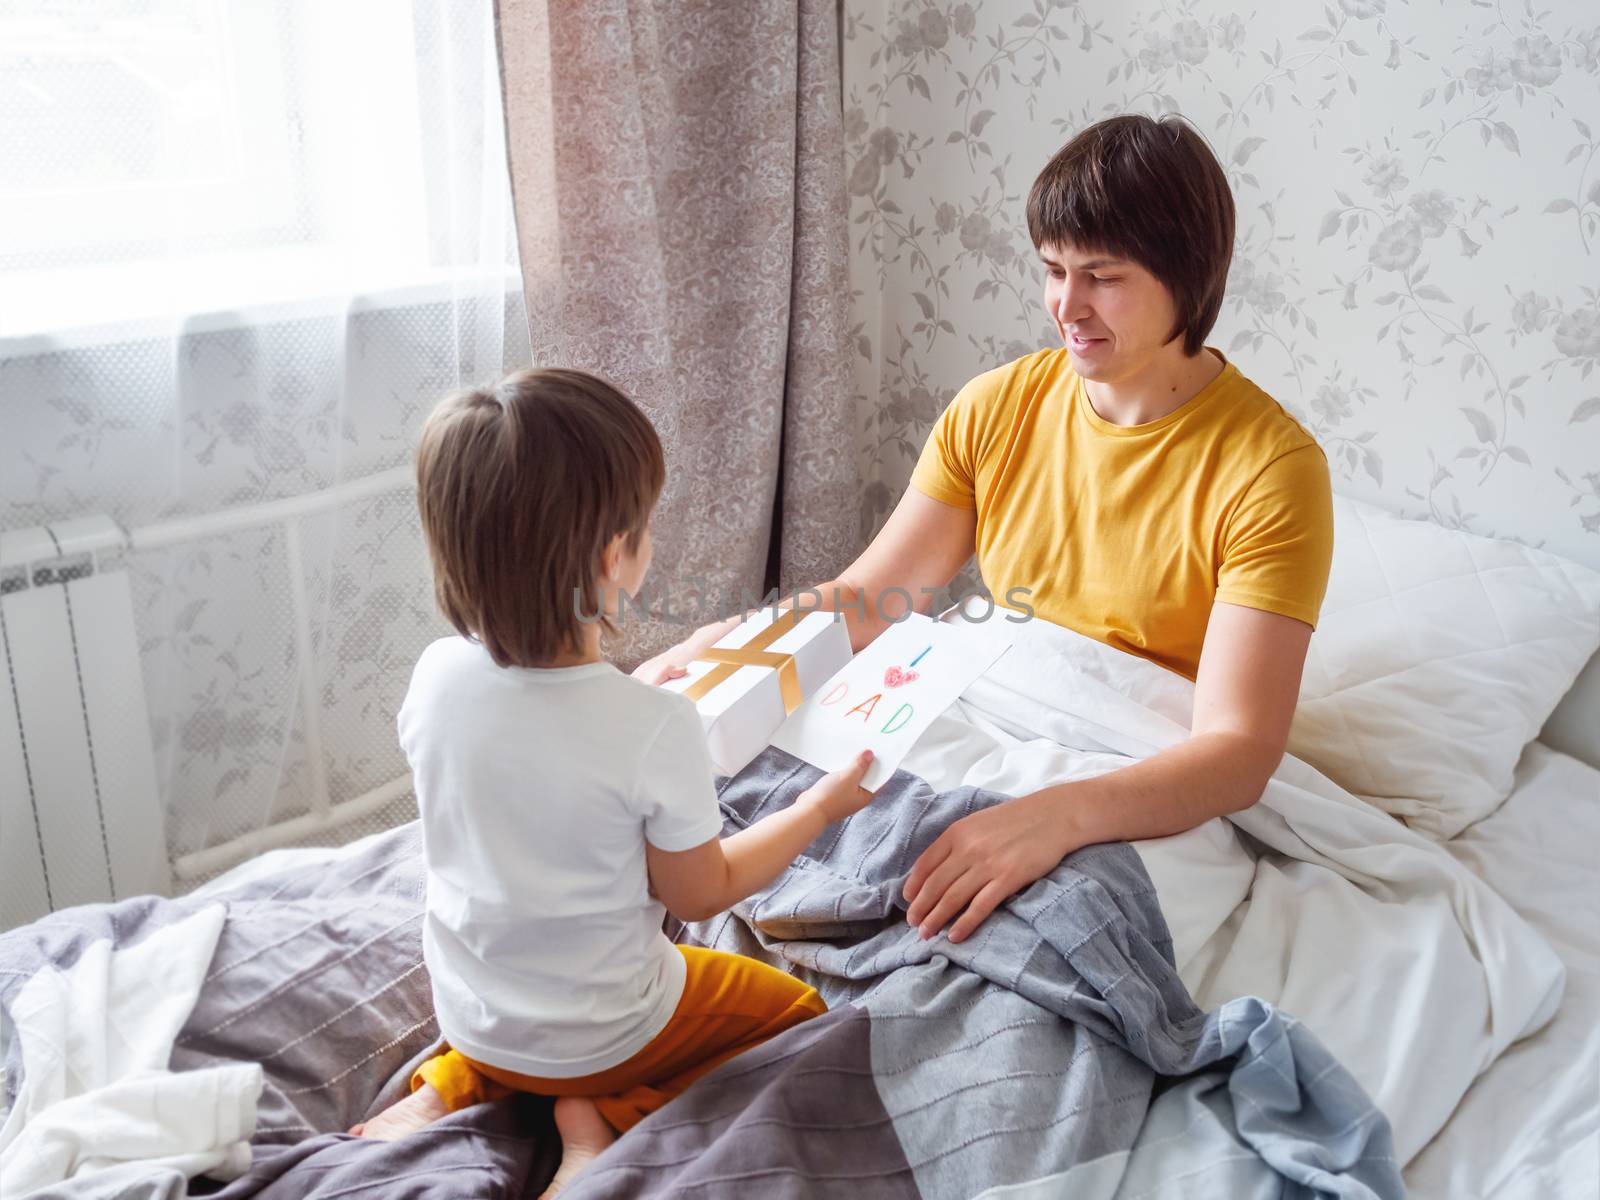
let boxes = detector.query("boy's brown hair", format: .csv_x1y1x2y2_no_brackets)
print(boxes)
1025,113,1234,356
416,367,665,668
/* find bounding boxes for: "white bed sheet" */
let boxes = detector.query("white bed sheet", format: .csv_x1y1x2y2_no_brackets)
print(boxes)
1403,741,1600,1200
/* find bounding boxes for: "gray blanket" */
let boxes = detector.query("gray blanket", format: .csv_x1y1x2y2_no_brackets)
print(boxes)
0,749,1402,1198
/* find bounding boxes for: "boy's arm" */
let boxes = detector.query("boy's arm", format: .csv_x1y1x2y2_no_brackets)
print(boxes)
647,751,874,922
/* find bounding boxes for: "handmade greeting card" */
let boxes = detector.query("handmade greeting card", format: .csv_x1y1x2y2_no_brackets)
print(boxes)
770,611,1011,792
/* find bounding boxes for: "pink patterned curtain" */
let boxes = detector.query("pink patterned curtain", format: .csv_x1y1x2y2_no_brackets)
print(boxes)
495,0,859,667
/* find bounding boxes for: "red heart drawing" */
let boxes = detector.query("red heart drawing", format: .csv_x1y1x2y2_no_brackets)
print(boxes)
884,665,920,688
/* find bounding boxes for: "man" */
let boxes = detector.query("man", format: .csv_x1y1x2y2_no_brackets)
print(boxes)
638,113,1332,946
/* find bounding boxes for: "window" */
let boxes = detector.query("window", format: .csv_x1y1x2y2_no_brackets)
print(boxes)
0,0,459,339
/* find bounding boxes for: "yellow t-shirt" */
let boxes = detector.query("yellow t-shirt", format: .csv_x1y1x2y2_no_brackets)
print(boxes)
910,348,1333,680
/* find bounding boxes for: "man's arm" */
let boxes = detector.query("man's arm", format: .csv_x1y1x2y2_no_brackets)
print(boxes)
822,487,981,650
634,488,978,682
902,602,1313,943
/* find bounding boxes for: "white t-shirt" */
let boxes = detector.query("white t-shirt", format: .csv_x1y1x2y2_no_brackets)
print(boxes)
398,636,724,1078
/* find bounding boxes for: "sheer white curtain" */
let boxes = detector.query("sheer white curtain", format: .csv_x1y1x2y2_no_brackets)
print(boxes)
0,0,526,886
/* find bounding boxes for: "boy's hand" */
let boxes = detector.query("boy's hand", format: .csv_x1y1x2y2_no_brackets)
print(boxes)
799,750,877,823
632,616,743,687
632,659,689,686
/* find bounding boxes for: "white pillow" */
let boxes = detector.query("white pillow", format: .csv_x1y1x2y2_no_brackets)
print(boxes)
1288,494,1600,840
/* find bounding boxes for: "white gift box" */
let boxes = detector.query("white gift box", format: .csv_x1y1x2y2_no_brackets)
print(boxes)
659,608,852,777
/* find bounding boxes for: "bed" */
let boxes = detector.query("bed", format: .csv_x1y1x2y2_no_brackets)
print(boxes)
1400,741,1599,1199
180,690,1596,1200
1,493,1597,1198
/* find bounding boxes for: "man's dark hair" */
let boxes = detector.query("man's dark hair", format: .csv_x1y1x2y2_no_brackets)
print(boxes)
1026,114,1235,356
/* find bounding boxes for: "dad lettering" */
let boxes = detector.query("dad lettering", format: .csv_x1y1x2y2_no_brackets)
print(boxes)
819,681,914,733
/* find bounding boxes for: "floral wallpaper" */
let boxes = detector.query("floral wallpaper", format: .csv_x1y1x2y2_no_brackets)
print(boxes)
843,0,1600,573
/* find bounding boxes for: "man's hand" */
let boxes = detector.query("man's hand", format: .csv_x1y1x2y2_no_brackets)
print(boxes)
902,602,1314,945
902,790,1077,944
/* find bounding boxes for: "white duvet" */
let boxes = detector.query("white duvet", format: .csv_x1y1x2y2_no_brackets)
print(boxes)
0,905,262,1196
902,602,1565,1166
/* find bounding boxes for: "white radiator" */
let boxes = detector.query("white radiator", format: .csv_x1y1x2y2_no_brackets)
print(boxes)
0,517,168,929
1,472,419,925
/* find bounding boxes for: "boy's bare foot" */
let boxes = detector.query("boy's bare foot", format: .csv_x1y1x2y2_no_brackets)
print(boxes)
349,1082,449,1140
538,1096,616,1198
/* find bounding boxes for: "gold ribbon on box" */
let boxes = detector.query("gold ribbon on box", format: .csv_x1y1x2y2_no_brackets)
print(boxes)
681,608,806,715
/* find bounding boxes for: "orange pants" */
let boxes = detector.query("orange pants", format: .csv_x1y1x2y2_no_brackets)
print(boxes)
413,945,826,1132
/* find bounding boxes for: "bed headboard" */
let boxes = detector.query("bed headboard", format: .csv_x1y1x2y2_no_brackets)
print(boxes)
1542,651,1600,772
